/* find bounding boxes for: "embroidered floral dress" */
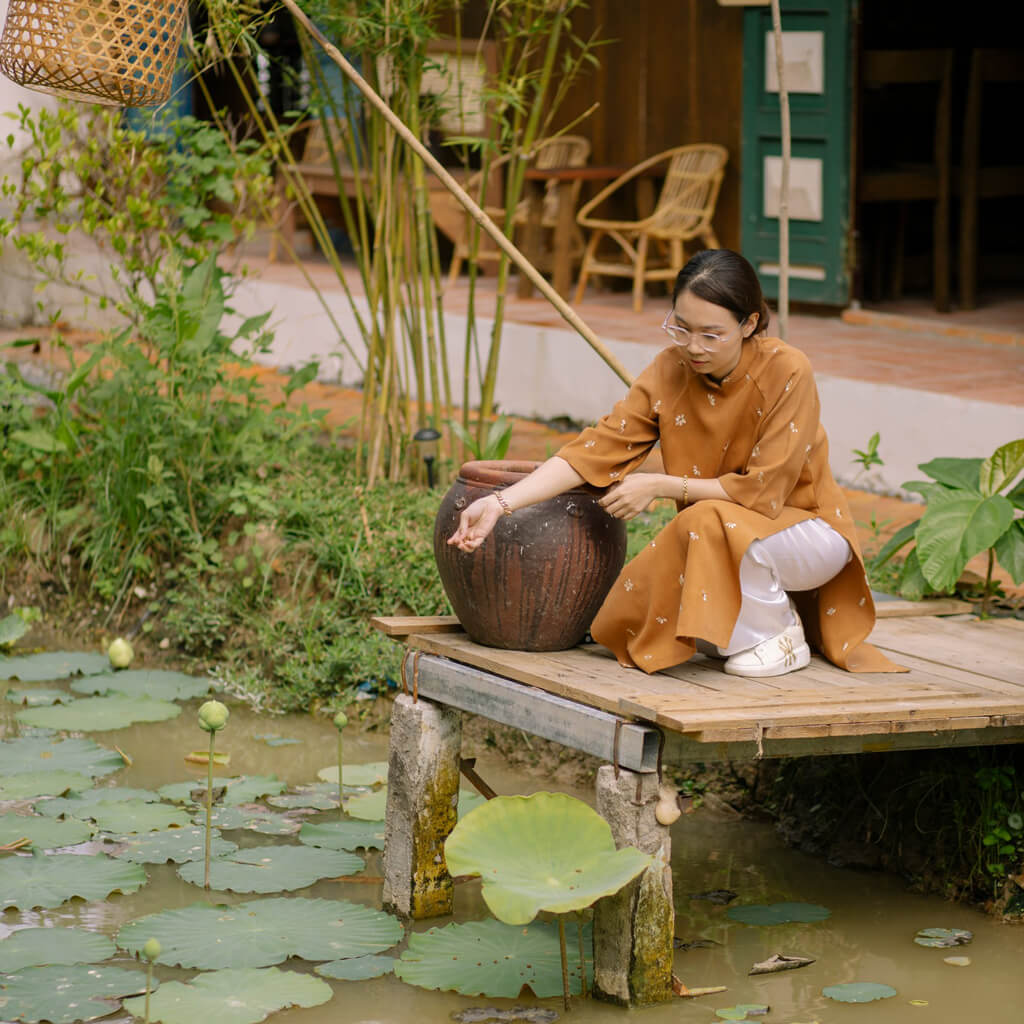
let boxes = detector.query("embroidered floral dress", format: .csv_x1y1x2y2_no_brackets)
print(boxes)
557,336,905,674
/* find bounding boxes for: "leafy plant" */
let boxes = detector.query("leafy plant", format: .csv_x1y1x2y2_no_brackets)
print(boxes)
871,439,1024,612
851,431,884,473
446,415,514,461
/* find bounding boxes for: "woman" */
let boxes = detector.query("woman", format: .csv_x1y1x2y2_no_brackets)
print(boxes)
449,250,903,678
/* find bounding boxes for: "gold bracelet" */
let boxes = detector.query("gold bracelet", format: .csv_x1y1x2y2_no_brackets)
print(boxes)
682,475,689,506
494,492,513,517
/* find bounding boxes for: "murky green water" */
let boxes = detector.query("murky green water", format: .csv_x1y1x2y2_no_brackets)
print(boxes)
2,690,1022,1024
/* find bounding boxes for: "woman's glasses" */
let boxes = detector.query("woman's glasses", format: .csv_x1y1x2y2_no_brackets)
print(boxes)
661,311,746,350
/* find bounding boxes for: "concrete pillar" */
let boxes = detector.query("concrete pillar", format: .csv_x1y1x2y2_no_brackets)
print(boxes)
592,765,674,1007
381,693,462,919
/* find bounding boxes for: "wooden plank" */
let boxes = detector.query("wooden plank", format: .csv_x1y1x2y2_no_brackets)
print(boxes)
371,615,462,636
863,647,1024,698
874,597,973,618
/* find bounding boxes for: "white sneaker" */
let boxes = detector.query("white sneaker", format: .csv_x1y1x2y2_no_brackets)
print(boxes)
723,622,810,678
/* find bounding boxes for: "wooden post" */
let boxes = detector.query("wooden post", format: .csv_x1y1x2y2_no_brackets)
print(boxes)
382,693,462,919
770,0,791,339
592,766,674,1007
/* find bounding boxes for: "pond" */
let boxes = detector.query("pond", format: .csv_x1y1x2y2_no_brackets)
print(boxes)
1,656,1022,1024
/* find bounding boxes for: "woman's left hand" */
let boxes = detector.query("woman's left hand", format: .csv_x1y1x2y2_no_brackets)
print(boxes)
598,473,671,520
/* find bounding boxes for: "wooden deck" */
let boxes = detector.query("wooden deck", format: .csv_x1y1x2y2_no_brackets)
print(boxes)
376,613,1024,764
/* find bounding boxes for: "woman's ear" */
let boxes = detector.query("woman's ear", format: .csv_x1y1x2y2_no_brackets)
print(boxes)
743,312,759,338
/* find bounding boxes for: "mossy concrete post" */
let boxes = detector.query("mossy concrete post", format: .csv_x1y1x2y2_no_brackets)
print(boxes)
382,692,462,920
592,765,674,1006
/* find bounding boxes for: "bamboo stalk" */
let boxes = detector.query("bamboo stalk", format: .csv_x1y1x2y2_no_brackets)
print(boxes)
278,0,635,388
770,0,791,339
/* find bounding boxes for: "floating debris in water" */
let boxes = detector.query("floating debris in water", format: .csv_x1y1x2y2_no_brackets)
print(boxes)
674,937,718,951
688,889,737,905
452,1008,559,1023
749,953,815,975
943,956,971,967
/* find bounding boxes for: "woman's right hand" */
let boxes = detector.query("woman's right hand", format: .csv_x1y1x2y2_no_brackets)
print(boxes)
448,495,503,553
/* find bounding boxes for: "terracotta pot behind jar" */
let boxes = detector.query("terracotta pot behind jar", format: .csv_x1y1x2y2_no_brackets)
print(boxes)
433,460,627,651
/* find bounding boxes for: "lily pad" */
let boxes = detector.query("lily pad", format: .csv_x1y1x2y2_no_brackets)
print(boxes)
727,902,832,925
255,734,301,747
268,792,338,811
0,964,151,1023
317,761,389,786
197,806,302,835
315,955,396,981
298,820,386,851
0,651,110,682
344,788,389,821
88,800,194,834
70,669,214,701
176,844,364,893
0,852,147,909
6,687,74,706
0,770,94,800
122,966,331,1024
0,927,116,973
914,927,973,948
443,792,653,924
159,775,285,806
35,787,163,818
716,1006,769,1021
17,694,181,731
0,612,29,648
0,812,94,849
0,736,125,777
118,897,405,969
823,982,898,1003
111,825,238,864
395,919,593,998
459,789,488,818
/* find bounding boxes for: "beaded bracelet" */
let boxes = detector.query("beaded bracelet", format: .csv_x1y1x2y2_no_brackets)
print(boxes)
682,475,689,506
494,492,513,516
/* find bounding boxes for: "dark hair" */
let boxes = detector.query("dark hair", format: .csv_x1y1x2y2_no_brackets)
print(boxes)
671,249,770,335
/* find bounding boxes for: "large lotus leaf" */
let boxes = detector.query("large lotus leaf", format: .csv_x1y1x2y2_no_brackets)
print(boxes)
0,926,116,973
317,762,389,786
70,668,214,701
727,902,832,925
0,964,150,1023
118,897,405,969
6,687,75,706
17,694,181,731
159,775,285,806
268,791,338,811
111,825,238,864
914,927,973,948
315,955,395,981
345,788,389,821
298,820,386,851
196,806,302,835
459,790,487,818
122,966,331,1024
87,800,194,834
443,792,653,925
0,852,147,909
822,982,897,1003
0,612,29,648
0,812,93,849
395,919,593,998
35,787,163,818
0,737,125,777
0,651,110,682
0,770,94,800
176,844,364,892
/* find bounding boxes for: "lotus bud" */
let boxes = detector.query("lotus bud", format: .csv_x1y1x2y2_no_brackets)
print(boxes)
654,784,682,826
107,636,134,669
142,938,161,961
333,710,348,730
198,700,229,733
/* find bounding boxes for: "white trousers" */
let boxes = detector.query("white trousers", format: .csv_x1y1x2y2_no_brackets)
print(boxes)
718,518,852,656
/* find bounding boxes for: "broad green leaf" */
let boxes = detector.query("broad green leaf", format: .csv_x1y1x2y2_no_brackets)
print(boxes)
1008,477,1024,511
979,439,1024,496
395,919,592,998
0,612,29,648
6,687,74,706
195,806,302,835
317,762,389,786
918,457,984,491
0,852,147,909
0,771,94,800
176,843,363,893
159,775,285,805
897,547,931,601
902,479,953,504
298,820,386,851
17,694,181,731
727,902,831,925
122,967,332,1024
0,652,109,682
0,812,93,849
36,787,163,818
9,427,66,453
117,897,404,968
444,792,653,924
994,519,1024,585
822,981,897,1003
88,800,193,834
0,737,125,777
268,791,338,811
111,825,237,864
315,955,396,980
0,964,150,1023
916,491,1015,591
914,927,972,948
345,788,389,821
0,926,116,973
70,669,214,701
871,518,919,568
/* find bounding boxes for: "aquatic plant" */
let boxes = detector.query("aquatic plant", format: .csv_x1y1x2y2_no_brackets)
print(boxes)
107,637,134,669
334,709,348,815
197,699,230,888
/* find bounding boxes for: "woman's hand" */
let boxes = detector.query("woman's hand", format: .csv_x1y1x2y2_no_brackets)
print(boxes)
448,495,503,552
598,473,671,521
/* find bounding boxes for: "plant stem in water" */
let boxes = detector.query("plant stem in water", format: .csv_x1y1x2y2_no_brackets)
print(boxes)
338,731,345,817
204,730,215,889
558,915,571,1011
144,959,152,1022
577,914,587,998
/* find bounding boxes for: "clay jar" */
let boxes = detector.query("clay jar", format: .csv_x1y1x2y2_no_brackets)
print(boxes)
433,460,627,651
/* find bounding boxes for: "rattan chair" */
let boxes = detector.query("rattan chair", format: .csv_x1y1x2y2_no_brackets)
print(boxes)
573,144,728,312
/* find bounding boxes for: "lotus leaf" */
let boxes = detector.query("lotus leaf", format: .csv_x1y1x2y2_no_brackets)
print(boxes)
726,902,832,925
395,919,593,998
715,1006,769,1021
0,926,116,973
0,964,151,1023
176,844,364,892
914,927,973,948
35,787,163,818
5,687,74,706
0,651,110,682
443,792,653,924
87,800,194,834
0,812,93,849
159,775,285,805
345,788,389,821
196,806,302,835
255,734,301,747
317,761,389,786
315,955,395,981
17,694,181,731
822,982,897,1003
459,790,487,818
268,792,339,811
0,852,147,909
0,770,94,800
117,897,404,968
70,668,214,701
122,966,332,1024
111,825,238,864
298,820,386,851
0,737,125,777
0,612,29,648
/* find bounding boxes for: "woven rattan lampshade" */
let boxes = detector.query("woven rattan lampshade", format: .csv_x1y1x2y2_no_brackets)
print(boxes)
0,0,187,107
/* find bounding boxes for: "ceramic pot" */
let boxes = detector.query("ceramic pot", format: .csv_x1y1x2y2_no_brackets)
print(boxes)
433,460,627,651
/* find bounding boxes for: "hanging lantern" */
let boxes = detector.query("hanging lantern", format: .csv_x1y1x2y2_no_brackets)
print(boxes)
0,0,188,107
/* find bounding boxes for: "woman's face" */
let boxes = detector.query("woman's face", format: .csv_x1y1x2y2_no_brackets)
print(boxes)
666,289,757,380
